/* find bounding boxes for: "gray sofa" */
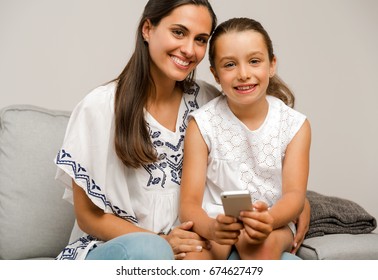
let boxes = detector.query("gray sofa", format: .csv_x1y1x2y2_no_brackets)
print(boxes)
1,104,377,260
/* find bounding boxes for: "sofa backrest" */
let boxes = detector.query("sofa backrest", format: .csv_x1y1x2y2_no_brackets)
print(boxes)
0,105,75,259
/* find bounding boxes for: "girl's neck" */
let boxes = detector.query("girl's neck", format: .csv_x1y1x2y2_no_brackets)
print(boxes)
228,96,269,131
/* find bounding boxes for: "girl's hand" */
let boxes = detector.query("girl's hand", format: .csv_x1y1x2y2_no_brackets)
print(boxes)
239,201,273,244
210,214,243,245
163,221,210,260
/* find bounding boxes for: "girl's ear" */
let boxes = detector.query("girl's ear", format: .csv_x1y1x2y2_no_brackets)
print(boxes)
142,19,152,42
269,56,277,78
210,67,220,84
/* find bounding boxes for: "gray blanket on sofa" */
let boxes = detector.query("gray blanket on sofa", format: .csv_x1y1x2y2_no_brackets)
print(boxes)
306,191,377,239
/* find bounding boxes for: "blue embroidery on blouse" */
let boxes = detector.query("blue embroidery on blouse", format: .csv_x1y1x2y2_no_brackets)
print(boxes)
143,84,200,188
143,83,200,188
56,235,98,260
55,150,137,224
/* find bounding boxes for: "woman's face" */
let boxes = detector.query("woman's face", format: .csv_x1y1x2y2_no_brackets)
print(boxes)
142,4,213,84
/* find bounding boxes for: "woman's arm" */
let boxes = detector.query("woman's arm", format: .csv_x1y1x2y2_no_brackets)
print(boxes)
73,162,210,259
291,197,311,253
73,180,149,241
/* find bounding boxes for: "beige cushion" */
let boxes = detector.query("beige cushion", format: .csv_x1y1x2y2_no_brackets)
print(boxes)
0,105,75,259
297,233,378,259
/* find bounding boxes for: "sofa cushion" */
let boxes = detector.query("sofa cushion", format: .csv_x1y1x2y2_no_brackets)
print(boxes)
297,233,378,259
0,105,75,259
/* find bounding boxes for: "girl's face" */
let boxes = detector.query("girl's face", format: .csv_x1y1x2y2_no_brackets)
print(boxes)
211,30,276,108
142,4,212,85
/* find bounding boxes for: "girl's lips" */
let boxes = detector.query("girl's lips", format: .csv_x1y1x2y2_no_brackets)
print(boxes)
234,84,257,93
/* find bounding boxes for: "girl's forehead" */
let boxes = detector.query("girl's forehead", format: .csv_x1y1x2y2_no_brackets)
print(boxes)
216,30,266,49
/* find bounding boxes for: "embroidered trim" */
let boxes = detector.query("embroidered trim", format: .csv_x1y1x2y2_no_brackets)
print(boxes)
56,235,97,260
55,149,138,224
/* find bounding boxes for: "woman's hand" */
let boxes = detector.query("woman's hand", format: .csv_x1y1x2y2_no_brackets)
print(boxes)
239,201,273,244
291,198,311,254
210,214,243,245
163,221,210,260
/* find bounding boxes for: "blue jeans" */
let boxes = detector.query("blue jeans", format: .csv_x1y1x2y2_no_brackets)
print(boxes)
227,247,302,260
86,232,301,260
86,232,174,260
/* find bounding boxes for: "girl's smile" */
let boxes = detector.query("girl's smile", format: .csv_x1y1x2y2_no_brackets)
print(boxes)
234,83,257,94
211,30,276,109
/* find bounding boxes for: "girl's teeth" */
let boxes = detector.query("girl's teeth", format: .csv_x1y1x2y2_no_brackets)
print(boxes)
238,86,253,90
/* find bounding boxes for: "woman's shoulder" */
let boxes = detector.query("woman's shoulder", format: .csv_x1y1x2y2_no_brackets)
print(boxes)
69,81,117,123
194,80,221,105
79,82,116,110
73,82,116,116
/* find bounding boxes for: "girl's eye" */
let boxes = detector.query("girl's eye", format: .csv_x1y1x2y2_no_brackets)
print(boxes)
224,62,235,68
250,59,260,65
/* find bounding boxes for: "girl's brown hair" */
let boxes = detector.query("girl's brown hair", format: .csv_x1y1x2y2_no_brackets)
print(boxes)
114,0,217,168
208,17,295,108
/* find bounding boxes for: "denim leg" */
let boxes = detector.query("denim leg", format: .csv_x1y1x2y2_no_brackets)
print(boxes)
86,232,174,260
227,247,302,260
281,252,302,260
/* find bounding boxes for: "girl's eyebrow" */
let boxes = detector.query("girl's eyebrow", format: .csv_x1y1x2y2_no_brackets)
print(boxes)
171,24,210,37
218,51,264,62
218,55,236,63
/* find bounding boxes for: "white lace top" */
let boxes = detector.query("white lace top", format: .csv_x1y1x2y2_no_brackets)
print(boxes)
190,95,306,218
54,80,219,259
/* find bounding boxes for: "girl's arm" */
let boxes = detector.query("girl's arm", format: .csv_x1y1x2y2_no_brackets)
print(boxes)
179,119,242,244
268,119,312,229
240,119,311,243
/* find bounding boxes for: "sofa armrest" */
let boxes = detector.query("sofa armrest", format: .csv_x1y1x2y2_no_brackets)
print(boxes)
297,233,378,260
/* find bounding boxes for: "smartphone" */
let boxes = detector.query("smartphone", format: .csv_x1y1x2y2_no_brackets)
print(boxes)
221,190,252,218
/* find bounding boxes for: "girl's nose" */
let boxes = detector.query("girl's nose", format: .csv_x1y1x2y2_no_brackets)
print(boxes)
238,65,251,80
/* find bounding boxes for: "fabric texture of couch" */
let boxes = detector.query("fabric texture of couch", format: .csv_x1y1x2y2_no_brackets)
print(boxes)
1,104,377,260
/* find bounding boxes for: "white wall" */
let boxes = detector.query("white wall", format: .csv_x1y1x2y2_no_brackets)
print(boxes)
1,0,377,231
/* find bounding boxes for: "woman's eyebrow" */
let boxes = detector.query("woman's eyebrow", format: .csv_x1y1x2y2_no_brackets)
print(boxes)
171,24,210,37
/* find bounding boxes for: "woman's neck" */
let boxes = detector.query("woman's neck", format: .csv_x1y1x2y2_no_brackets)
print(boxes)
146,81,183,132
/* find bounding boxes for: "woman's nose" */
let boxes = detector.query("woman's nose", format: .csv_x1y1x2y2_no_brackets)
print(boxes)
180,39,195,58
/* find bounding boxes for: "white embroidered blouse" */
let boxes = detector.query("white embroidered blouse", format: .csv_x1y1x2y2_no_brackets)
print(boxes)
54,80,219,259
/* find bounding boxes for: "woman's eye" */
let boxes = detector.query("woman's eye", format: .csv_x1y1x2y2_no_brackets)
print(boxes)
172,29,185,37
196,36,208,45
250,59,260,65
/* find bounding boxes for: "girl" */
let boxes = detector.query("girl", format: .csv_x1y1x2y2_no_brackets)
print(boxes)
180,17,311,260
